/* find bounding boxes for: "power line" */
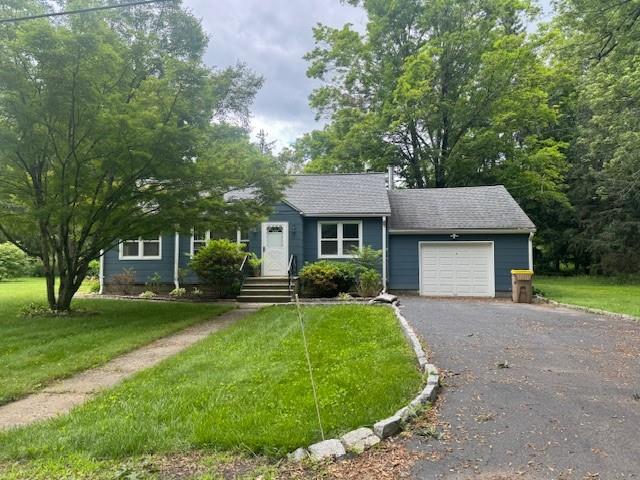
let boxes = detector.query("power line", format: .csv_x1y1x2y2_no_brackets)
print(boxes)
0,0,173,24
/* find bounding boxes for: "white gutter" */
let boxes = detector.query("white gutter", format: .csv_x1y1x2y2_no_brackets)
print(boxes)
382,216,387,292
528,232,534,271
388,228,537,235
98,249,104,294
173,232,180,289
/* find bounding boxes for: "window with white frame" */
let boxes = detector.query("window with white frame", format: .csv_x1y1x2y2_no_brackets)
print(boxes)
237,228,249,246
318,221,362,258
119,236,162,260
191,230,210,256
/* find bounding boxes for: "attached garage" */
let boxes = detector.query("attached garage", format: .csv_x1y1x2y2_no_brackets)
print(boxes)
419,242,494,297
386,186,536,297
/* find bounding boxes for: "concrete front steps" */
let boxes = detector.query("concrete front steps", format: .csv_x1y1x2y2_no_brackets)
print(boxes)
237,276,294,303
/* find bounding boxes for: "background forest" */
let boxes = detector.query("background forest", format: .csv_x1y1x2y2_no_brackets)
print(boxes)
280,0,640,275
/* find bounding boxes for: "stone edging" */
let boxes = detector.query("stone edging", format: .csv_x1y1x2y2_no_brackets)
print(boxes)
287,301,440,462
534,295,639,323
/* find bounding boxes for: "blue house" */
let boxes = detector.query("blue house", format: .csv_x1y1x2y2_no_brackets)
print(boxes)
100,172,535,299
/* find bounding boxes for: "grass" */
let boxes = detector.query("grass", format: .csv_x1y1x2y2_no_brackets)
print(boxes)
0,304,423,478
0,277,231,405
535,275,640,318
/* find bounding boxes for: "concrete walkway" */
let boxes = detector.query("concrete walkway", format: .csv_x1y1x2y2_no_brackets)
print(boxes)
0,306,258,430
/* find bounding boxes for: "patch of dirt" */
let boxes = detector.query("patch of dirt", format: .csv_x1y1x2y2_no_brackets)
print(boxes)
277,438,426,480
152,451,273,479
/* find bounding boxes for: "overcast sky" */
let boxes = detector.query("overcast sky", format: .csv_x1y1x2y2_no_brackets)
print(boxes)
183,0,553,151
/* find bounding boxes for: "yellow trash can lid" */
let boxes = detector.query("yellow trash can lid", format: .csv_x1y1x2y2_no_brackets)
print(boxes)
511,269,534,275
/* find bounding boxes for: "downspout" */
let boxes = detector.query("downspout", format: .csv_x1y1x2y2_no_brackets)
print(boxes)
174,232,180,289
382,216,387,292
98,249,104,294
528,232,534,271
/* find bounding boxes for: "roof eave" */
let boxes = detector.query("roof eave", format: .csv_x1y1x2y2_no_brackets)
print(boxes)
388,227,537,235
302,212,391,217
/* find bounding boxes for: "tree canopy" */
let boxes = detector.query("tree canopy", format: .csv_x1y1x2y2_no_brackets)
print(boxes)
291,0,640,275
0,1,287,310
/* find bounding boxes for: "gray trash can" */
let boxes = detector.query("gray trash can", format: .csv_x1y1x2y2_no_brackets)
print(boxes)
511,269,534,303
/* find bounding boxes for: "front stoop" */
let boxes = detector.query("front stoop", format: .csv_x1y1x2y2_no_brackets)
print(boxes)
237,276,295,303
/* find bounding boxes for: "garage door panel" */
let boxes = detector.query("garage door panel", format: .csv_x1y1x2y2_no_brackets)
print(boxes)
420,243,494,297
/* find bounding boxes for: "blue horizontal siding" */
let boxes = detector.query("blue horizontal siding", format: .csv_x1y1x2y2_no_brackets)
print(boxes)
388,234,529,292
103,234,175,284
303,217,383,272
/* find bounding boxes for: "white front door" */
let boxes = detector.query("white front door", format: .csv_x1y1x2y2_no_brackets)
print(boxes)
261,222,289,276
420,242,495,297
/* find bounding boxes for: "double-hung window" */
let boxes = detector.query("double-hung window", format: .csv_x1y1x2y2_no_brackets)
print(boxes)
191,230,211,256
318,221,362,258
119,236,162,260
236,228,250,247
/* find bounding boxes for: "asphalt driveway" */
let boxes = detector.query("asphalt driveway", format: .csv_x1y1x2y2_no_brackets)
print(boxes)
398,297,640,479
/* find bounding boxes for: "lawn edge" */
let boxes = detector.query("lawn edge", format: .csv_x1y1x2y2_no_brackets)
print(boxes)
288,301,440,463
0,300,234,408
534,295,640,322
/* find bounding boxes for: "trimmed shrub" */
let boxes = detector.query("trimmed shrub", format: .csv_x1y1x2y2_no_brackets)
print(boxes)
189,239,246,298
169,287,187,298
351,246,382,272
299,260,357,298
0,243,32,281
357,268,382,297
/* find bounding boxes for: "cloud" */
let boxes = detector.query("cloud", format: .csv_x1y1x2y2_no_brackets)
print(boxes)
182,0,554,148
183,0,365,148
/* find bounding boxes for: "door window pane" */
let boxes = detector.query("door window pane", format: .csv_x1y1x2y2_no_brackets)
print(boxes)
266,226,284,248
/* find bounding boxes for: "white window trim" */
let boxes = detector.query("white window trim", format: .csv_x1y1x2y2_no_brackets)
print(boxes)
236,228,249,244
119,236,162,260
317,221,363,259
190,230,211,257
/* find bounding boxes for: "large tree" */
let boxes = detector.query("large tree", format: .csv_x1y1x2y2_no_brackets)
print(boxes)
297,0,571,267
0,2,286,311
549,0,640,273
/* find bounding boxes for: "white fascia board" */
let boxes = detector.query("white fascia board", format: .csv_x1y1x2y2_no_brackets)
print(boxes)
301,213,391,218
388,228,537,235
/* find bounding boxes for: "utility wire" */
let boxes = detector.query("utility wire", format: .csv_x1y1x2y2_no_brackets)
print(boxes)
294,294,325,441
0,0,173,24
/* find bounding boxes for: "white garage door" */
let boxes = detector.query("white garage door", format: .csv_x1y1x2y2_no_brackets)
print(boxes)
420,242,495,297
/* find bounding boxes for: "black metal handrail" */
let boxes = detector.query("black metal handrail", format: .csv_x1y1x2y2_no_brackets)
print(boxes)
288,254,297,292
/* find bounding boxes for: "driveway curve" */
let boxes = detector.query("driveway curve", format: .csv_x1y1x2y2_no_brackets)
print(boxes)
398,297,640,479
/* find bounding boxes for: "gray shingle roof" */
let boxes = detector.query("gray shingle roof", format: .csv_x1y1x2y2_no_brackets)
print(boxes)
388,185,536,231
283,173,391,215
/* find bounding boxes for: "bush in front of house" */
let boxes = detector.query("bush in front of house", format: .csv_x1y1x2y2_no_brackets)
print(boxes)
350,245,382,272
0,242,32,281
189,239,246,298
357,268,382,297
299,260,357,297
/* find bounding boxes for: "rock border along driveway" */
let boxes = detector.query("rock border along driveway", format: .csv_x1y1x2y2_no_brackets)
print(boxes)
288,302,441,462
0,306,257,430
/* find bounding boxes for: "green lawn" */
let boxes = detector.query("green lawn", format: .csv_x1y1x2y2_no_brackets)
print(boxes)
0,304,422,478
535,275,640,318
0,277,231,405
